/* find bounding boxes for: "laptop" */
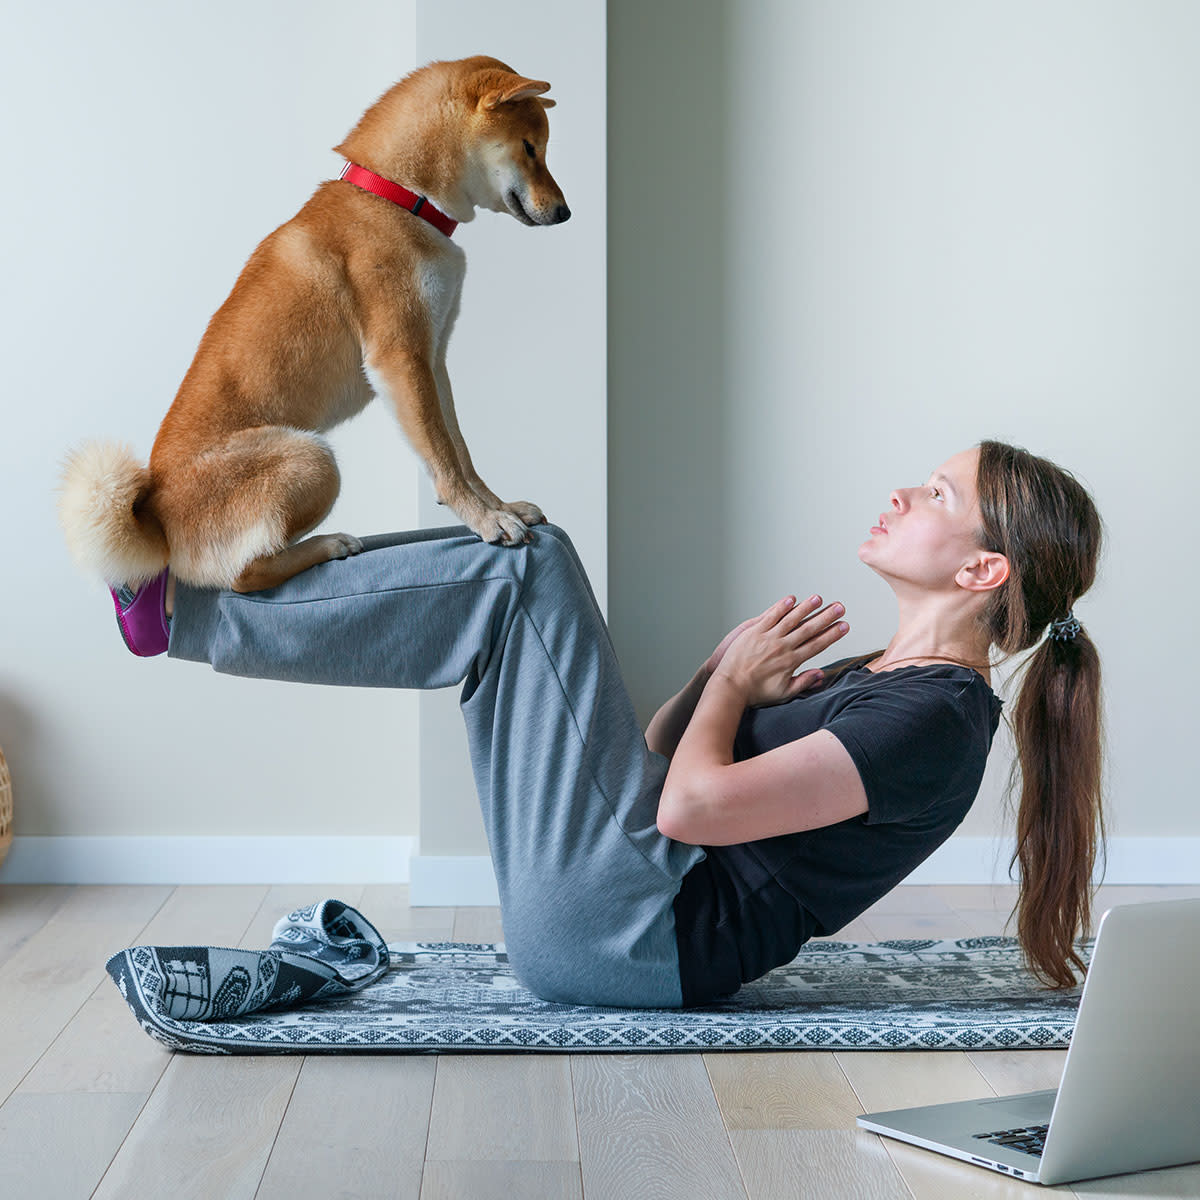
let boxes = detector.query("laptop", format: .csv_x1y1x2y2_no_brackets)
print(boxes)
857,898,1200,1186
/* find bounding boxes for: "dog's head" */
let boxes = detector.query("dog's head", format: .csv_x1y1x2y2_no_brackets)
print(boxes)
463,63,570,227
336,57,571,227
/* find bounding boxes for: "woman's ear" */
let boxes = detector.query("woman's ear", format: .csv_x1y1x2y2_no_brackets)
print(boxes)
957,550,1009,593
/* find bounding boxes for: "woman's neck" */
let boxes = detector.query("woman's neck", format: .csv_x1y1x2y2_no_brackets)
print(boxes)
869,597,992,683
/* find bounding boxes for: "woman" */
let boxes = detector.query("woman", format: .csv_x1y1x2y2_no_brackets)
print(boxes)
143,438,1103,1007
655,440,1103,1002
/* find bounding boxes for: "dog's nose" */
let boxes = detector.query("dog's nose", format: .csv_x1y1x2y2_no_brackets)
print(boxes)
553,204,571,224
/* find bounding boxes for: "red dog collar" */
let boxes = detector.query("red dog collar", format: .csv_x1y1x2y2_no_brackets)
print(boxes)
339,162,458,238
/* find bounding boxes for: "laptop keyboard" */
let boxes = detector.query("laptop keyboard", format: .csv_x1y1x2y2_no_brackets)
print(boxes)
973,1124,1049,1157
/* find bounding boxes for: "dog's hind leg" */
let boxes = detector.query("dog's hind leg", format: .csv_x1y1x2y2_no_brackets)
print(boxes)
229,430,362,592
231,530,363,593
163,427,361,592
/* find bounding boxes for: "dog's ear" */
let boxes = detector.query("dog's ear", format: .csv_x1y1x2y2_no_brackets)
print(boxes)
478,76,552,111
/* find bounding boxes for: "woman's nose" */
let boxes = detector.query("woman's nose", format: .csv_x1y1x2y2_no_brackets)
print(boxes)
889,489,907,512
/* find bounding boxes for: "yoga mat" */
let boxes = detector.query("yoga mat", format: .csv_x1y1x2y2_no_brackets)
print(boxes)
107,904,1088,1054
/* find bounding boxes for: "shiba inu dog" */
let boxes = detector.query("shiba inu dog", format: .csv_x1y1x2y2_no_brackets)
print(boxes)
59,55,569,593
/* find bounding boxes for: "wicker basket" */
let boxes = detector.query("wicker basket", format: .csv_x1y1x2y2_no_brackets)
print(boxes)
0,748,11,868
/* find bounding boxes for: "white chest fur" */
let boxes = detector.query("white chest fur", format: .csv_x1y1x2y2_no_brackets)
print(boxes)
417,242,467,360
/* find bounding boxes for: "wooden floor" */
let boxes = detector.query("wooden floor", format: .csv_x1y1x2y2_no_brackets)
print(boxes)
1,884,1197,1199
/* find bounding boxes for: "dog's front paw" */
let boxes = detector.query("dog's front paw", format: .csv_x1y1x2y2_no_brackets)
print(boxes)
472,508,531,547
324,533,365,559
501,500,546,527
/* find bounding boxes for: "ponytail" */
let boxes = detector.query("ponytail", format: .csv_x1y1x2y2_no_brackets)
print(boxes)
1007,627,1105,987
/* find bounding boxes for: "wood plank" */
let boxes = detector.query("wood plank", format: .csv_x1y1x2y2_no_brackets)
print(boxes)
937,886,1019,914
17,971,171,1096
0,886,171,1103
133,884,267,946
966,1050,1067,1096
730,1129,910,1200
421,1160,582,1200
837,1051,993,1114
426,1055,576,1162
256,1057,436,1200
52,884,172,927
858,913,975,942
573,1054,747,1199
361,883,456,943
705,1052,862,1130
452,906,505,943
862,886,956,916
0,1093,147,1200
948,907,1016,937
90,1055,299,1200
0,884,73,965
19,884,265,1096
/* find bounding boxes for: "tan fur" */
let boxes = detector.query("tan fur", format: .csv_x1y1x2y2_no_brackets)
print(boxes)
58,56,568,591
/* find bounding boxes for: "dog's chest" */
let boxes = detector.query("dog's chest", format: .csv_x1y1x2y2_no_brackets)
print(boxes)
417,247,466,356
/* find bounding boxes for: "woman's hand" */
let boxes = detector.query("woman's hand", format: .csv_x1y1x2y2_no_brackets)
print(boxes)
710,594,849,708
704,616,760,677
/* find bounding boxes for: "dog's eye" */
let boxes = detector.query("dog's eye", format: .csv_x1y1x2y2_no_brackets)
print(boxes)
523,139,536,159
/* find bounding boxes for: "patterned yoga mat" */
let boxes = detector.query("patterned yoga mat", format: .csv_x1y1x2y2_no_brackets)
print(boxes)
106,901,1089,1055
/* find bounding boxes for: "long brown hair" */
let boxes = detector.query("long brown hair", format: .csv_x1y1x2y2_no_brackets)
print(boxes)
975,440,1105,988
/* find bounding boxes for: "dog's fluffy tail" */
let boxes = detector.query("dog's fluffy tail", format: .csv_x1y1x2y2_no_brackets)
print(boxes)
58,441,169,586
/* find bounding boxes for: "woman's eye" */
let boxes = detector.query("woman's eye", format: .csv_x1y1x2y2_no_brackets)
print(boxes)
523,139,536,158
931,488,943,500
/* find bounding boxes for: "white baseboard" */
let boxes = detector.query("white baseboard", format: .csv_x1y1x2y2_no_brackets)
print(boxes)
1,836,1196,892
0,836,416,885
409,855,500,906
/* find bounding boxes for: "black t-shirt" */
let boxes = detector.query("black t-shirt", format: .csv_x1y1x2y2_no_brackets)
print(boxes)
671,656,1003,1006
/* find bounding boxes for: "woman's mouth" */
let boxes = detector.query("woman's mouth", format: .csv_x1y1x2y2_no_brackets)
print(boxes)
871,515,888,534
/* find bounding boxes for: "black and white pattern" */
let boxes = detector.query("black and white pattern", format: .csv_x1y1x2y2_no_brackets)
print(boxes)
107,906,1089,1055
106,899,388,1023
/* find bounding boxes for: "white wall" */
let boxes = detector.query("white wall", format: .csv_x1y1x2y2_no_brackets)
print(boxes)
0,4,422,867
413,1,608,882
609,0,1200,876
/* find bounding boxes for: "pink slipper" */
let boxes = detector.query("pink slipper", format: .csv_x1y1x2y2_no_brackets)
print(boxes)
111,569,170,657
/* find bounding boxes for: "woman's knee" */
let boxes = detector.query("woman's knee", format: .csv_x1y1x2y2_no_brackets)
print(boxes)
532,522,575,556
525,523,585,587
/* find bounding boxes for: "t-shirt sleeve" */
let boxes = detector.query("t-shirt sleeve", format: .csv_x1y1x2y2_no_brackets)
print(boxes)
822,679,985,825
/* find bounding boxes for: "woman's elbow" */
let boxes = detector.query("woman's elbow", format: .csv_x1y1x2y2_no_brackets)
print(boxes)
656,779,714,844
662,787,700,844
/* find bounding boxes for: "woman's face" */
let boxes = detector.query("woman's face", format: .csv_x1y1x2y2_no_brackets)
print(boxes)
858,447,989,593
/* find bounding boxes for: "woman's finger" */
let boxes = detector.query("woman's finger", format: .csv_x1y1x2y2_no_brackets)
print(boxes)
778,595,837,632
786,602,846,642
799,618,850,658
766,593,822,629
757,595,795,626
786,667,826,698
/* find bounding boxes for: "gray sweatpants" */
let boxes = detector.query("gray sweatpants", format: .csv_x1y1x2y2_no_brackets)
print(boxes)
168,523,705,1008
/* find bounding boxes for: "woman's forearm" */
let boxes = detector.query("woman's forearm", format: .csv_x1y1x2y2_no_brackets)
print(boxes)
645,663,712,759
